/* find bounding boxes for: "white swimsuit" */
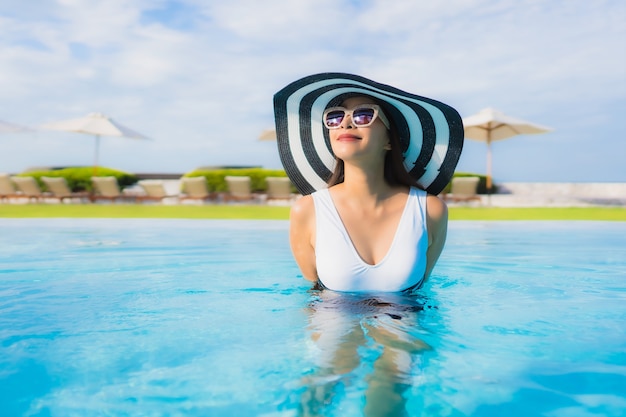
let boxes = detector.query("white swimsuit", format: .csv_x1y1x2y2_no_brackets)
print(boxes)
312,187,429,292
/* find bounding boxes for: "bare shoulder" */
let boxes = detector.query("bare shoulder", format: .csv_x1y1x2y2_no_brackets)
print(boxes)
289,195,316,238
290,194,315,223
426,194,448,221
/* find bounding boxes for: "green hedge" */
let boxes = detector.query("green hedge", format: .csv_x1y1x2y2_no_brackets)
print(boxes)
183,168,289,192
16,167,138,192
185,169,490,195
16,166,490,195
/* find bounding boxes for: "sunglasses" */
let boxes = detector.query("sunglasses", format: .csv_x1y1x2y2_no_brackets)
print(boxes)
323,104,390,130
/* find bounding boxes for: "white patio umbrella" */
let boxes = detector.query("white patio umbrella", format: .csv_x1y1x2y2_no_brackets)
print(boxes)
462,107,552,191
258,128,277,141
40,112,149,175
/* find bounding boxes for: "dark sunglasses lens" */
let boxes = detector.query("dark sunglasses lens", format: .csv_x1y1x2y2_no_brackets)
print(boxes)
352,108,375,126
325,110,345,128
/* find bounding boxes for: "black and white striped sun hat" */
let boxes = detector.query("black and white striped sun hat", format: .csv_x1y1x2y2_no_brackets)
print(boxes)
273,72,464,195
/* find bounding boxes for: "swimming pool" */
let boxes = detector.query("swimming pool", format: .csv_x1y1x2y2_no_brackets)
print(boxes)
0,219,624,417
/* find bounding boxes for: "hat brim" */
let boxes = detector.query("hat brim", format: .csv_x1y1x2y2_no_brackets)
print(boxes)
273,73,464,195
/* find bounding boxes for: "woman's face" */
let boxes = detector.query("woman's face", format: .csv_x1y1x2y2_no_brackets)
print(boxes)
327,96,390,162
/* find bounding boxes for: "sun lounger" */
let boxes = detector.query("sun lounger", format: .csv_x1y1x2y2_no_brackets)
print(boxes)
137,180,177,203
91,176,136,202
224,176,259,202
265,177,294,201
179,177,214,202
41,176,90,203
446,176,481,203
0,173,20,202
11,176,45,202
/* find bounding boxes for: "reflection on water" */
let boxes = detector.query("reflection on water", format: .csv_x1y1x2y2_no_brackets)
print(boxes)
298,288,431,417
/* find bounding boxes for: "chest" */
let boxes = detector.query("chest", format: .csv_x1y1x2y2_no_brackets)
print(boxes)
335,201,407,265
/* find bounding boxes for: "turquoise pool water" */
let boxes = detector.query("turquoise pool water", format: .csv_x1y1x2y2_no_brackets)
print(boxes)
0,219,625,417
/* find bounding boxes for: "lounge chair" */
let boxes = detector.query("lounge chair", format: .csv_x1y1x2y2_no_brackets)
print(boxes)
179,176,214,203
0,173,19,202
265,177,294,201
11,176,45,202
224,176,259,202
91,176,135,202
446,177,481,203
41,176,90,203
137,180,177,203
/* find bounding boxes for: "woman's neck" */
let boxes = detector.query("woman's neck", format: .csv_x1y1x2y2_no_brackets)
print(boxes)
338,162,396,202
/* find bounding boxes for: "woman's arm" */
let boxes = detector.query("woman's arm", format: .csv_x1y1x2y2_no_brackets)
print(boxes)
424,194,449,281
289,195,318,282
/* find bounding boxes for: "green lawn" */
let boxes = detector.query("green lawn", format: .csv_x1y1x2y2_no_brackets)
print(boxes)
0,204,291,220
447,206,626,221
1,204,625,221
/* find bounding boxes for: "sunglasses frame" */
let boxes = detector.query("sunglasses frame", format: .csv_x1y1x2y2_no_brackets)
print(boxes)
323,104,391,130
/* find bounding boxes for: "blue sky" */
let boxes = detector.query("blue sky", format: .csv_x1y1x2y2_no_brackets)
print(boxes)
1,0,624,182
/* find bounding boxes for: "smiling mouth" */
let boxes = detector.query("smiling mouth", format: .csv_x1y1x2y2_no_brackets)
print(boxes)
337,134,361,141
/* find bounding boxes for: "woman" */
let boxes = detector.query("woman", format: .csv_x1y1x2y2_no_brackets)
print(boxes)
273,73,464,292
274,74,464,415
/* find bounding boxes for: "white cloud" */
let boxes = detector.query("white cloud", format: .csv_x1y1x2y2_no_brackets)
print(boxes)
203,0,334,41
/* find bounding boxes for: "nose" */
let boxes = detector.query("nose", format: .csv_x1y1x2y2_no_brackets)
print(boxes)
340,114,354,129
